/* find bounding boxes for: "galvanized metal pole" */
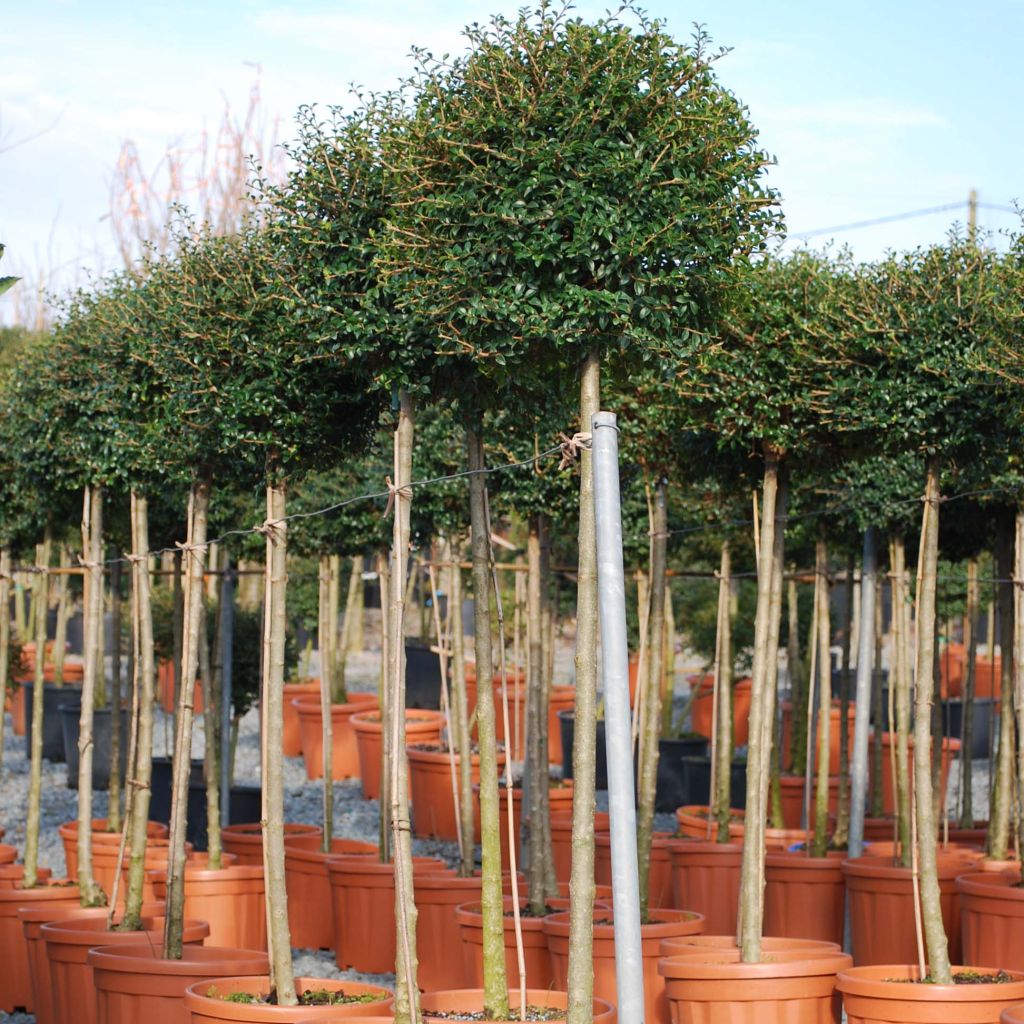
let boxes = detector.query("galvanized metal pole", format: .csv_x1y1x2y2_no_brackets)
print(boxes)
592,411,645,1024
219,563,235,827
848,527,877,858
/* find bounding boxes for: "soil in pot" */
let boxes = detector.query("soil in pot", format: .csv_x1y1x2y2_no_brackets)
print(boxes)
765,849,847,946
184,975,393,1022
667,837,742,935
284,837,377,951
295,693,378,780
352,709,445,800
221,822,323,866
958,869,1024,972
282,679,321,756
58,700,128,790
456,898,554,991
837,964,1024,1024
419,988,614,1022
89,943,270,1024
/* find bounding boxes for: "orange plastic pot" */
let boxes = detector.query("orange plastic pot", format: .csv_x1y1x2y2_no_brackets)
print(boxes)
871,733,960,815
546,907,704,1023
89,943,269,1024
184,975,393,1022
496,780,573,873
547,686,576,765
660,946,853,1024
667,837,742,934
411,744,502,842
0,863,51,888
0,880,81,1012
352,709,444,800
282,680,321,756
42,915,209,1024
596,829,673,908
660,934,841,957
939,642,966,698
419,988,613,1022
690,674,752,744
781,700,856,774
777,774,840,829
284,837,376,951
674,804,744,841
93,837,194,905
837,963,1024,1023
975,654,1002,698
843,852,978,965
0,844,17,866
765,850,847,946
148,858,265,950
456,898,554,990
60,817,168,881
959,869,1024,971
326,854,447,973
295,693,378,780
157,660,203,714
416,871,484,991
550,811,608,884
221,822,323,866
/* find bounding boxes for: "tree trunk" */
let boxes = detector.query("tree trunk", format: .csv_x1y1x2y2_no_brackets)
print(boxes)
78,488,106,906
567,349,600,1024
712,541,733,843
959,558,979,828
260,475,297,1002
833,556,854,846
663,587,676,736
786,572,805,774
200,586,221,870
811,538,832,857
335,553,357,701
0,547,9,782
467,426,507,1019
450,540,475,877
171,551,184,745
390,393,420,1024
162,479,211,955
378,549,392,857
319,554,335,849
912,456,950,981
52,544,71,686
120,492,156,930
988,518,1015,861
637,480,667,918
738,449,787,963
890,536,913,866
870,573,885,818
1013,513,1024,885
107,560,123,830
23,539,50,888
348,554,365,654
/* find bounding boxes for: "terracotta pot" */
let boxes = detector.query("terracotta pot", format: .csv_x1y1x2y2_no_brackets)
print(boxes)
295,693,378,780
546,907,704,1023
667,837,742,934
547,686,576,766
871,733,961,815
148,858,265,950
777,774,840,830
221,822,323,866
660,945,853,1024
157,661,203,715
837,963,1024,1023
596,829,673,908
410,744,501,842
184,975,393,1022
60,818,169,881
42,915,209,1024
0,844,17,866
93,837,195,905
959,869,1024,972
550,811,608,884
352,709,445,800
975,654,1002,698
0,880,81,1012
326,854,447,973
0,863,51,888
948,823,990,846
416,871,484,991
419,988,613,1022
939,642,966,698
781,699,856,774
512,879,612,912
765,850,847,946
284,837,376,951
690,674,753,744
843,852,979,965
863,817,898,842
10,680,26,734
660,934,841,957
456,898,554,990
89,943,269,1024
19,903,162,1024
675,804,744,841
283,680,322,756
496,780,573,873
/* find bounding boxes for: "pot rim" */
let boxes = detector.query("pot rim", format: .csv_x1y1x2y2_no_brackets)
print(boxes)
659,947,853,980
87,942,269,975
836,963,1024,1000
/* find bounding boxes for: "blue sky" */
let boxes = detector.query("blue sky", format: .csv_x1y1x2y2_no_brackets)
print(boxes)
2,0,1021,323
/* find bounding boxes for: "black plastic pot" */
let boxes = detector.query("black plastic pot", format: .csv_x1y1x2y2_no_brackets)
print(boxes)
654,736,710,813
148,756,204,826
405,639,444,710
557,710,608,790
945,698,995,760
22,680,82,761
678,754,747,810
58,701,129,790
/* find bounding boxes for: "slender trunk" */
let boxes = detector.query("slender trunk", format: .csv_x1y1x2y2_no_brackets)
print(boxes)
162,479,211,955
107,560,123,830
959,558,979,828
261,475,296,1001
349,554,365,654
0,548,9,781
537,519,558,898
833,556,854,846
467,426,507,1019
23,539,50,888
811,538,832,857
200,589,221,869
335,553,358,701
172,551,183,745
450,541,475,877
391,393,420,1024
14,576,27,644
319,554,335,849
870,573,885,818
637,480,667,918
913,456,950,981
120,492,155,930
78,488,105,906
378,550,392,856
891,537,913,866
787,572,805,774
663,587,676,735
712,541,734,843
52,544,70,686
1013,513,1024,883
738,449,786,963
988,520,1016,860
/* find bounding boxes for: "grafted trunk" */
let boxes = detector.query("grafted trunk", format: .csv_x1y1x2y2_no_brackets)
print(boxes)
870,574,885,818
711,541,733,844
912,456,950,982
319,554,335,848
162,479,211,954
52,544,71,686
23,539,50,888
890,536,913,866
120,492,156,930
811,538,832,857
833,556,854,846
107,560,123,830
637,480,668,918
348,554,365,654
378,549,392,857
78,489,106,907
200,587,221,870
786,572,805,774
988,520,1016,860
450,540,475,877
959,558,979,828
